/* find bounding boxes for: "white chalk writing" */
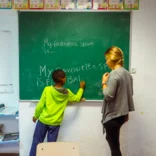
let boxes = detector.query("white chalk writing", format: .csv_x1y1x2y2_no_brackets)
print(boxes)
43,38,95,54
36,75,81,87
39,63,107,78
37,63,108,87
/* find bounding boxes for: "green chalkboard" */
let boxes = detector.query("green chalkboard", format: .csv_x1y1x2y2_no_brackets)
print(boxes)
19,12,130,100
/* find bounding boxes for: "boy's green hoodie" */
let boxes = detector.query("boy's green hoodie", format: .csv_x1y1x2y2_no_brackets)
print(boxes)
34,86,83,126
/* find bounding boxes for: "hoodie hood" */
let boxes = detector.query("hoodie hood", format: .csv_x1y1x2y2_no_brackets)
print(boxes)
50,86,69,102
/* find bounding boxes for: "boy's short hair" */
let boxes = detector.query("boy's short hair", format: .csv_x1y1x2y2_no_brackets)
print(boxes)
52,69,66,83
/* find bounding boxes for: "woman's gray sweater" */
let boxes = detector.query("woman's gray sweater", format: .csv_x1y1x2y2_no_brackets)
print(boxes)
101,67,135,126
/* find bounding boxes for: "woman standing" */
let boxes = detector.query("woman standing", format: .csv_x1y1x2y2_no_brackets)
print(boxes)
101,46,135,156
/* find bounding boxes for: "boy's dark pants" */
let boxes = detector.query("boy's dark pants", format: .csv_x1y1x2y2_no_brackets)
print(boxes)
29,120,60,156
104,115,128,156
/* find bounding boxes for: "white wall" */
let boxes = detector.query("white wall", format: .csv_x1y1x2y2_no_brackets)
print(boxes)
0,11,19,153
0,11,19,107
0,0,156,155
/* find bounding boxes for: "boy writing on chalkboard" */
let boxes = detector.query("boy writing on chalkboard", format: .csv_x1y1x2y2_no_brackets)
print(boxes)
29,69,85,156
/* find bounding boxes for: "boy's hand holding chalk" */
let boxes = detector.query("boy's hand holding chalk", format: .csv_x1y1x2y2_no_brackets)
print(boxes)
80,81,85,89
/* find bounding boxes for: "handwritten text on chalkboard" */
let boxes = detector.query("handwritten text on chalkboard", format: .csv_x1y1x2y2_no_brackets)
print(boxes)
43,38,94,54
36,63,107,87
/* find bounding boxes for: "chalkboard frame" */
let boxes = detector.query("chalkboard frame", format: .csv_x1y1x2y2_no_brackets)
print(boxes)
19,11,131,100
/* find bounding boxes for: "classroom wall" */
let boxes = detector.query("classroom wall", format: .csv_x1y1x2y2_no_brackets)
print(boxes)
0,11,19,107
0,0,156,155
0,11,19,153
